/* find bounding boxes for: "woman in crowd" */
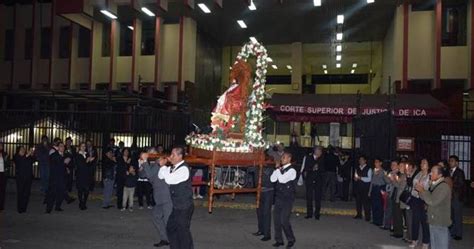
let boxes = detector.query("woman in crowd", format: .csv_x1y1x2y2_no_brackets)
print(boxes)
116,148,131,210
382,160,399,230
409,158,430,249
390,161,407,238
13,146,34,213
75,142,95,210
403,162,418,242
369,157,386,226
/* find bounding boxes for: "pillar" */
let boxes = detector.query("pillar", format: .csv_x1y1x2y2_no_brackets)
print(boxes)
131,18,142,92
109,20,119,90
12,4,22,89
434,0,442,89
291,42,303,94
68,23,79,89
48,0,56,89
470,0,474,89
89,20,102,90
154,16,162,91
402,2,409,90
30,0,40,89
177,16,184,91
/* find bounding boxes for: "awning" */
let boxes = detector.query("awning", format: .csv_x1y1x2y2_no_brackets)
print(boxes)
268,93,450,123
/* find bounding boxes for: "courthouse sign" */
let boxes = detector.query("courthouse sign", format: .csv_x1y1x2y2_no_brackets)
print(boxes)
277,105,431,117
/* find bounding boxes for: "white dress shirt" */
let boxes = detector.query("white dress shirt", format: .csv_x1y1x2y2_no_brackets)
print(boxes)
158,160,189,185
0,155,4,172
270,164,297,184
359,164,373,183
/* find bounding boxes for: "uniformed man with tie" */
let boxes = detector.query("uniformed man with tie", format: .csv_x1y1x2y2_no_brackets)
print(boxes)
158,146,194,249
271,150,296,248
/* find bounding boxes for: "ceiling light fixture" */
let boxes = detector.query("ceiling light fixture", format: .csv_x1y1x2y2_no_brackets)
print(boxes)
367,0,375,3
324,70,328,74
336,63,341,68
197,3,211,13
336,55,342,61
100,10,117,19
336,45,342,52
352,63,358,68
237,20,247,29
322,64,327,69
313,0,321,7
286,65,292,70
266,57,273,63
336,32,343,41
141,7,155,17
250,37,258,43
249,0,256,10
337,15,344,24
351,69,355,74
127,25,134,30
272,65,278,69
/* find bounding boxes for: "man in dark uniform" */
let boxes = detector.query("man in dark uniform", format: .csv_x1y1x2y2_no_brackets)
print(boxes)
64,137,76,204
301,146,324,220
448,155,465,240
45,141,68,213
253,164,274,241
271,150,296,248
353,155,372,221
158,146,194,249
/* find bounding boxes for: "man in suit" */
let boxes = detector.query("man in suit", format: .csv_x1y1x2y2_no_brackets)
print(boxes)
301,146,324,220
271,150,297,248
158,146,194,249
45,141,68,213
448,155,465,240
85,139,98,192
139,152,172,248
253,164,274,241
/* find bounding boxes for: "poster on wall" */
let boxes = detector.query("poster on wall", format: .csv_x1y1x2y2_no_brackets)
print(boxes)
441,135,471,180
396,137,415,152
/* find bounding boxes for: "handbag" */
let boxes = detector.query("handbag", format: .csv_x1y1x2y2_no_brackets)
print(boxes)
398,186,412,205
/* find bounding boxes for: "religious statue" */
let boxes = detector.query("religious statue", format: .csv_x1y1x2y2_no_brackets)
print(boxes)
211,59,252,134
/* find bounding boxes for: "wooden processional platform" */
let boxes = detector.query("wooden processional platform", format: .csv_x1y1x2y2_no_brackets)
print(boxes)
187,147,266,213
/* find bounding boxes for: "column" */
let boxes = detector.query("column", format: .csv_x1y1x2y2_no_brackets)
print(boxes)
12,4,21,89
68,23,79,89
434,0,442,89
89,20,102,90
30,0,40,89
109,20,119,90
402,1,409,90
154,16,162,91
470,0,474,89
291,42,303,94
48,0,56,89
131,18,142,92
177,16,184,91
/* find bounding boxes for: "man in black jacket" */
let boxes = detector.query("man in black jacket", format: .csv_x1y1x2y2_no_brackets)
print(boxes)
301,146,324,220
448,155,465,240
323,146,338,202
45,142,68,213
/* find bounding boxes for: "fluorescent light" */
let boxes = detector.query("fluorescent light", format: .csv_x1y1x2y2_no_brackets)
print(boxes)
127,26,134,30
336,45,342,52
367,0,375,3
266,57,273,63
272,65,278,69
336,63,341,68
250,37,258,43
197,3,211,13
322,64,327,69
352,63,358,68
249,0,256,10
286,65,292,70
324,70,328,74
351,69,355,74
337,15,344,24
313,0,321,7
336,32,343,41
100,10,117,19
336,55,342,61
141,7,155,17
237,20,247,29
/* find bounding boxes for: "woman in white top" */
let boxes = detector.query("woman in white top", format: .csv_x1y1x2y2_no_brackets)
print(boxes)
409,158,431,249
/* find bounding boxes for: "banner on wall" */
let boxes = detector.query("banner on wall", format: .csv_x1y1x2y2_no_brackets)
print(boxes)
275,105,444,117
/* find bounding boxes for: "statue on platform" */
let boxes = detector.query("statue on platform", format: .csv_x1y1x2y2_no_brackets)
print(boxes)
211,60,252,134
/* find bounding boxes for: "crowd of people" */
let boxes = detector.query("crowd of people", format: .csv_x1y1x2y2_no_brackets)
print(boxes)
272,144,468,249
0,137,473,249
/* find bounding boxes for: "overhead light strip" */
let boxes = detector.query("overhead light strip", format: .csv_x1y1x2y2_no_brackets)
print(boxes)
100,10,117,19
237,20,247,29
141,7,155,17
313,0,321,7
249,0,256,10
197,3,211,13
